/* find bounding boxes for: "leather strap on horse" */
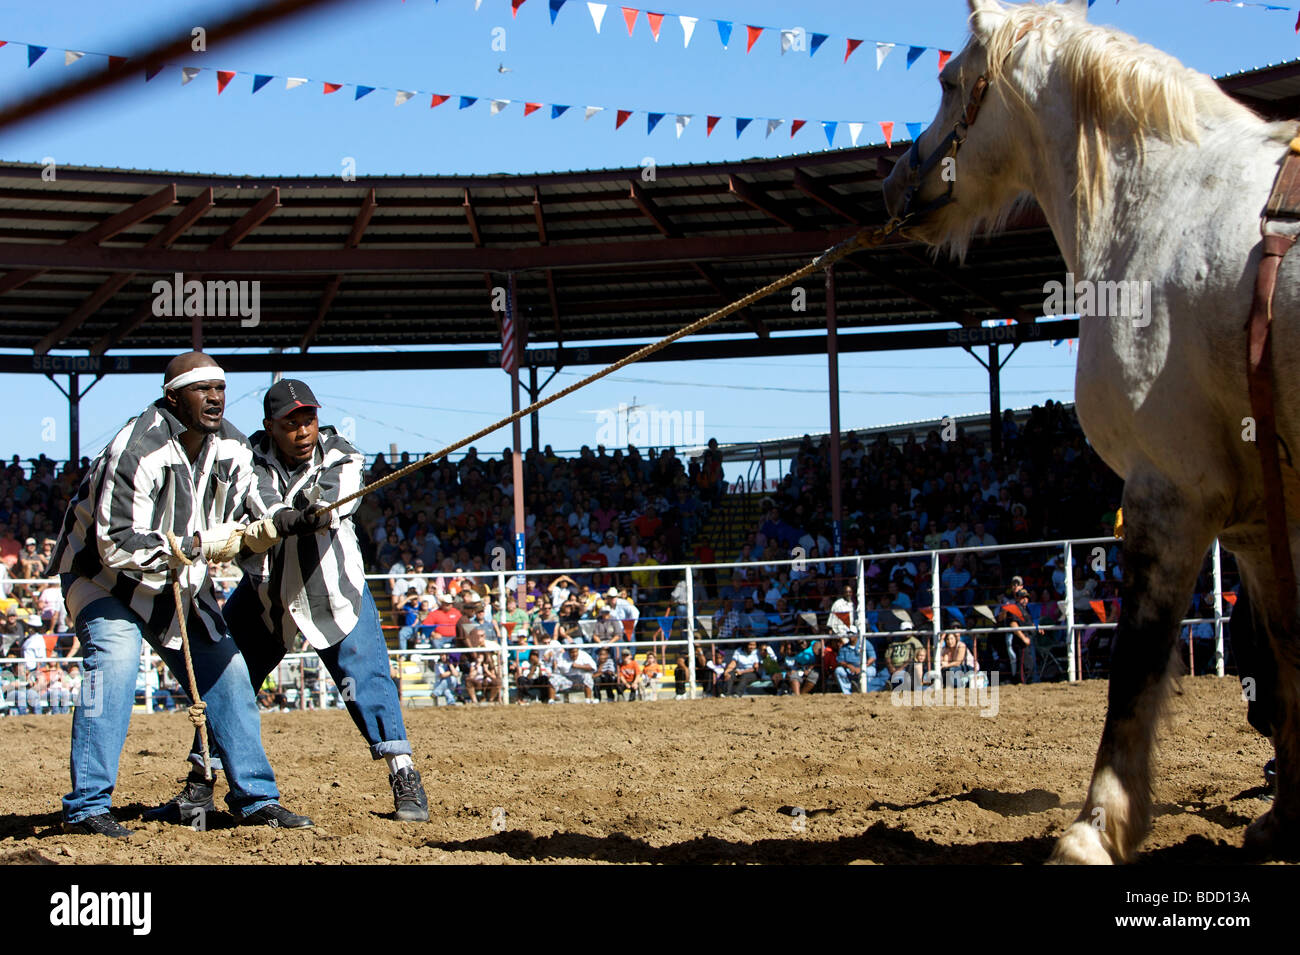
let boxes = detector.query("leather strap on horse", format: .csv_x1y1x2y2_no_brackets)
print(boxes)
1247,139,1300,623
165,530,214,781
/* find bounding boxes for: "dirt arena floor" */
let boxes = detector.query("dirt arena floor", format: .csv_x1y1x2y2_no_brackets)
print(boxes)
0,676,1282,865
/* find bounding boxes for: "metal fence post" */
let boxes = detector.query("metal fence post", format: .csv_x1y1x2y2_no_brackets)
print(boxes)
856,555,868,692
1064,541,1077,681
930,549,941,664
498,570,510,705
1212,538,1225,678
686,567,696,700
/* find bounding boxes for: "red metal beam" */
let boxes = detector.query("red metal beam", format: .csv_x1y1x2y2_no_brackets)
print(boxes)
728,175,807,230
628,180,679,238
463,188,482,247
300,188,376,353
793,170,867,225
847,254,984,329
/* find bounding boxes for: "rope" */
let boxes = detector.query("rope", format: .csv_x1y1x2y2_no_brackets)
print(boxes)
321,221,902,514
166,531,213,781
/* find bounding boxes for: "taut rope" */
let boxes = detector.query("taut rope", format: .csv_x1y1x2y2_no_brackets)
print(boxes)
165,531,213,782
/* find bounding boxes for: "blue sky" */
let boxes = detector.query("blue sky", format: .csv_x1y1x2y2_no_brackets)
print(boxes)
2,0,1298,462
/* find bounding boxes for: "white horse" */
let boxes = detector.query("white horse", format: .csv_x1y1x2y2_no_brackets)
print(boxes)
883,0,1300,863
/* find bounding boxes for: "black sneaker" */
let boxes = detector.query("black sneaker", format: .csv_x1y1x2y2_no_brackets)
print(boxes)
63,812,133,839
244,803,314,829
1262,758,1278,802
390,767,429,822
143,771,215,826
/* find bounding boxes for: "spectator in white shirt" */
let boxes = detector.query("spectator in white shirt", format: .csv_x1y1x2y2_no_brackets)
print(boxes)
722,640,765,697
550,644,596,702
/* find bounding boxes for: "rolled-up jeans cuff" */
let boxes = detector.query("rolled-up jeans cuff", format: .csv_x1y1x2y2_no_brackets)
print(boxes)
371,739,412,759
189,752,225,774
234,798,278,819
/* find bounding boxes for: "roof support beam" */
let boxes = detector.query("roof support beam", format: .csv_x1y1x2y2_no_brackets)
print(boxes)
463,188,482,247
728,175,807,230
846,253,983,328
692,262,768,338
792,170,868,225
898,248,1037,324
299,188,375,353
628,180,679,237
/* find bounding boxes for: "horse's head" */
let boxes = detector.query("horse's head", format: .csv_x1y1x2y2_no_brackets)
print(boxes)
882,0,1089,258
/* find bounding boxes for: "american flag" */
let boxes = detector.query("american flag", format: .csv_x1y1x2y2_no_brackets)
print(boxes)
500,290,517,375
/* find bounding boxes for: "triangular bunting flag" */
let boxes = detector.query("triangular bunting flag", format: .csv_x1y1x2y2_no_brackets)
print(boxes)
588,2,607,33
181,66,200,85
584,105,604,120
476,0,483,8
679,15,697,47
431,93,450,107
459,96,478,108
0,42,7,48
647,11,663,40
252,74,273,93
906,45,925,68
27,45,47,67
906,121,922,140
511,0,527,16
615,108,632,129
878,121,893,147
64,51,84,66
937,49,952,71
145,65,166,82
523,101,542,115
822,120,837,146
286,76,307,90
876,42,895,70
848,121,864,146
549,0,566,22
705,114,720,136
216,70,235,94
810,32,828,57
674,113,691,138
394,89,415,105
356,84,376,100
621,6,638,35
551,103,570,117
745,25,763,52
765,118,782,137
844,38,863,63
646,111,664,133
735,116,752,137
780,30,796,54
490,99,509,114
790,118,806,138
323,82,343,94
715,20,732,48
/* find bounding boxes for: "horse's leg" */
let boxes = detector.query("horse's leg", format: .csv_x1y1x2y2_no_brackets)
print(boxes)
1051,478,1219,864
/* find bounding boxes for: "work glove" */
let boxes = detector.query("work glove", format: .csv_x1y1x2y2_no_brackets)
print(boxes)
242,517,281,555
272,504,332,536
195,522,246,563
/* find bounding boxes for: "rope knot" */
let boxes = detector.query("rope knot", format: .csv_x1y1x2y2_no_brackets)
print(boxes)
187,701,208,727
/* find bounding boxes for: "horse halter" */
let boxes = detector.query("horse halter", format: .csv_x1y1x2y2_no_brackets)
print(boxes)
898,73,991,225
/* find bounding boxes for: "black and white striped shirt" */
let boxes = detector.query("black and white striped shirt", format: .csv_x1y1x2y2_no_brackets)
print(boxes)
239,426,366,650
51,400,277,648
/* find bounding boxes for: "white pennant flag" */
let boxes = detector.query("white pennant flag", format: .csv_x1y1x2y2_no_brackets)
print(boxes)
394,90,415,106
766,118,783,138
848,122,864,146
584,105,604,121
181,67,201,85
876,42,895,70
675,114,692,138
475,0,483,8
780,30,796,55
490,99,510,115
285,76,307,90
679,15,697,47
64,51,85,66
588,2,607,33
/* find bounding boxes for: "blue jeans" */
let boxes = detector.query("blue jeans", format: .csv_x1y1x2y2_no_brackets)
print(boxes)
835,663,878,694
63,592,280,823
432,675,460,704
193,581,410,769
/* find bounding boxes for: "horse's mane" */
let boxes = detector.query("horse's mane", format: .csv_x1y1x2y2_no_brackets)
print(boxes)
981,4,1264,224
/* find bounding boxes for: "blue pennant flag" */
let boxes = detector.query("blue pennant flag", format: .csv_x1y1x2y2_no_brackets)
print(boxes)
355,85,375,100
716,19,733,48
27,45,47,67
906,122,922,140
906,45,925,69
551,104,570,118
252,74,273,94
735,116,752,138
822,120,837,146
459,96,478,109
647,111,665,134
809,32,828,57
549,0,566,23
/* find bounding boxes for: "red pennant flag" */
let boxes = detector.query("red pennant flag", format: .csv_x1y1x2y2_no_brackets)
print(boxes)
621,6,639,35
880,121,894,147
108,55,127,70
431,93,450,108
1223,592,1239,606
745,25,763,52
512,0,527,16
706,115,720,136
323,82,342,94
790,118,806,138
937,49,952,71
918,607,934,620
615,108,632,129
0,42,6,48
523,102,542,116
844,38,863,63
1295,9,1299,32
1089,599,1107,623
216,70,235,94
646,11,663,39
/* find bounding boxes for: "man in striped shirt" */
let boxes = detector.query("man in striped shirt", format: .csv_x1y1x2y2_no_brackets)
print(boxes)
53,352,315,838
150,379,428,823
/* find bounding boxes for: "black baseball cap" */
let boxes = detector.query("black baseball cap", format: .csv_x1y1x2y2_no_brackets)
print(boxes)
264,379,321,420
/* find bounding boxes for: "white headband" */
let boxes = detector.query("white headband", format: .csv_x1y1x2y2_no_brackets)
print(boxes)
163,367,226,392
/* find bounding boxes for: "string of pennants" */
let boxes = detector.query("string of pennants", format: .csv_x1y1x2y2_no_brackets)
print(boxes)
0,38,925,147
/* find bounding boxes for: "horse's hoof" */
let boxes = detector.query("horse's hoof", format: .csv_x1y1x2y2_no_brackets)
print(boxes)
1049,822,1115,865
1243,809,1299,859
